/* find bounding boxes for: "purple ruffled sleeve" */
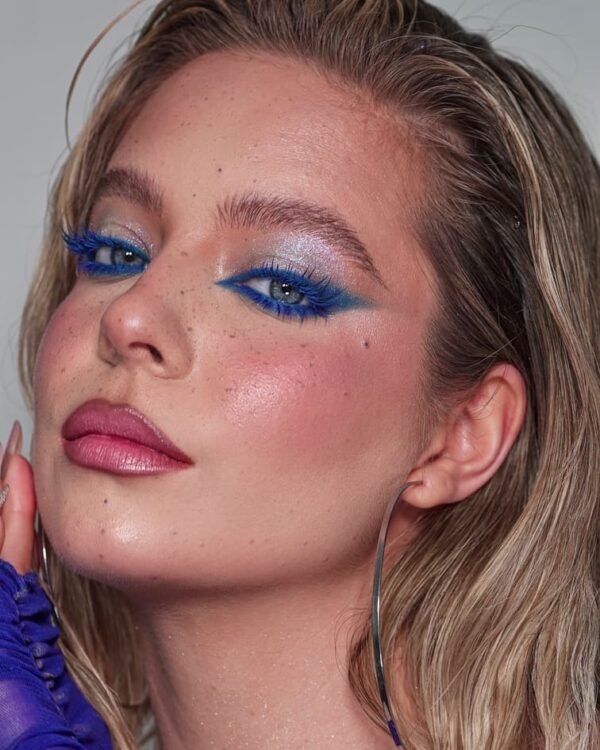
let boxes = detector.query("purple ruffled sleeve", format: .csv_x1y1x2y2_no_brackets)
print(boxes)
0,558,112,749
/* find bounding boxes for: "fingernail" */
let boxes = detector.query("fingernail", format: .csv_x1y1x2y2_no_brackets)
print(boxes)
0,483,9,511
0,420,22,481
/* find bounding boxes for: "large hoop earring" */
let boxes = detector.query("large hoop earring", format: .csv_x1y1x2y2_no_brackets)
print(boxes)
36,510,62,628
371,480,420,748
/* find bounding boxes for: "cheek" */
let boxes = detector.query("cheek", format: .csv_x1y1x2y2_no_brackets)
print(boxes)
32,292,101,494
34,300,75,405
214,332,420,472
33,294,96,407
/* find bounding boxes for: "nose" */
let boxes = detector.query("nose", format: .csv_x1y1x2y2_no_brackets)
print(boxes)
97,267,194,380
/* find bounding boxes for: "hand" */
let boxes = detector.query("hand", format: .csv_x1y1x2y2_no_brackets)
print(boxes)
0,420,38,574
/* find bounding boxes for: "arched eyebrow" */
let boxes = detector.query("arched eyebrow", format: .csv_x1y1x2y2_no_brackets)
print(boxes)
93,167,164,216
92,166,387,289
215,192,387,289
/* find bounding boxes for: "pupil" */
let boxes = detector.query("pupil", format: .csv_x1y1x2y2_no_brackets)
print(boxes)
270,280,303,304
115,249,137,265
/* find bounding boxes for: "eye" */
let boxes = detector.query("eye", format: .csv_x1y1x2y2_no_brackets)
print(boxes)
215,259,367,322
63,228,150,277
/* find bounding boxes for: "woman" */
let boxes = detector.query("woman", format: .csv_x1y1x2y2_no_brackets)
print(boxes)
0,0,598,748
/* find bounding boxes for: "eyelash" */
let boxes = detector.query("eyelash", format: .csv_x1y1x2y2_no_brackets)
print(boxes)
63,229,150,276
63,228,356,322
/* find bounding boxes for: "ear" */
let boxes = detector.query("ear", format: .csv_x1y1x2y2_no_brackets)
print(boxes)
403,363,527,509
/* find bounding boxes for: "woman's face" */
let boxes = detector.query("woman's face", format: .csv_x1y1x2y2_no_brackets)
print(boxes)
32,50,437,592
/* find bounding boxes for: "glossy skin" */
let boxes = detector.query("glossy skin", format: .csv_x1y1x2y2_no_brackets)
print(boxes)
31,51,436,592
20,50,525,749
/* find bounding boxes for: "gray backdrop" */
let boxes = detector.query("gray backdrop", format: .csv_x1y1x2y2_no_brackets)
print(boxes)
1,0,599,447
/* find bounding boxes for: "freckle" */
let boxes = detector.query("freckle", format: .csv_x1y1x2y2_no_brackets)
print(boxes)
299,343,307,348
151,575,159,581
170,530,178,535
224,387,234,392
228,333,236,338
180,289,185,295
99,553,104,560
303,541,308,546
309,362,313,367
187,326,193,332
100,528,105,534
217,167,222,173
249,538,255,544
343,391,349,397
192,193,196,198
103,498,108,504
181,250,189,257
60,367,66,373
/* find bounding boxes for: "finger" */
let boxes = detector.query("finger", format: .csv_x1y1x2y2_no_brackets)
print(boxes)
1,453,37,574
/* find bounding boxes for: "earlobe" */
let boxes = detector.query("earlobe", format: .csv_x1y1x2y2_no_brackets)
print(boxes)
403,363,527,509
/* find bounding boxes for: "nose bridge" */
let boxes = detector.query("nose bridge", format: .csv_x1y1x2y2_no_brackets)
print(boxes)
98,252,195,378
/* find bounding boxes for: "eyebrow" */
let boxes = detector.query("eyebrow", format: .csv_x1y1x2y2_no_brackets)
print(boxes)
93,167,164,216
92,166,387,289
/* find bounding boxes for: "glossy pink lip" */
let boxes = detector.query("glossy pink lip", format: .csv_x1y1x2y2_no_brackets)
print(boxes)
61,398,192,475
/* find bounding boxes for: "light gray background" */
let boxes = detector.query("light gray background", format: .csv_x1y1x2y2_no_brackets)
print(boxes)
1,0,599,449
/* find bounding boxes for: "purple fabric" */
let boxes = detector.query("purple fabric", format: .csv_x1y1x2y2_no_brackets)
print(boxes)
0,558,112,749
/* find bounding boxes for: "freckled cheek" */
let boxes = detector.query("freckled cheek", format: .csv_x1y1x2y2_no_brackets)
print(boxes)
33,294,100,409
215,343,389,462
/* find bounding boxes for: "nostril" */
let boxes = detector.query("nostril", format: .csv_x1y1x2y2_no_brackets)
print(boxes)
148,344,163,363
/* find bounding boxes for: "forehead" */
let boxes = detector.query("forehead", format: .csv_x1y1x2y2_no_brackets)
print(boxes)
109,49,433,302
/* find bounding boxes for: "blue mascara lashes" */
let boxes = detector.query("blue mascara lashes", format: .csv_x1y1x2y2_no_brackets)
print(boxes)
63,228,150,277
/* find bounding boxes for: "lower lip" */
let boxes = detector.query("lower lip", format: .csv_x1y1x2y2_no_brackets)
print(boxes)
63,434,191,475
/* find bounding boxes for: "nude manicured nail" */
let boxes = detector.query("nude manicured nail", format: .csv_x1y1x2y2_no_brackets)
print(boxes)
0,420,22,481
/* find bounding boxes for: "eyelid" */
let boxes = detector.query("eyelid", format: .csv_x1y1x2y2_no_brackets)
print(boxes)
219,260,335,293
216,258,373,321
62,228,151,262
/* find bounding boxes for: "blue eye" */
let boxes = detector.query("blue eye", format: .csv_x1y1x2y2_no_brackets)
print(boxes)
215,259,368,322
63,228,150,277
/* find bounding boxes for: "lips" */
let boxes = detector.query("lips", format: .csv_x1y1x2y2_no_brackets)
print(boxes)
61,398,192,475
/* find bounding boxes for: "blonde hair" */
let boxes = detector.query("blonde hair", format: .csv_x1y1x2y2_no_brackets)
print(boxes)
18,1,600,748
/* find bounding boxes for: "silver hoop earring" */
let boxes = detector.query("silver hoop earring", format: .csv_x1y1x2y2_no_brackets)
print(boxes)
371,480,420,748
36,511,62,628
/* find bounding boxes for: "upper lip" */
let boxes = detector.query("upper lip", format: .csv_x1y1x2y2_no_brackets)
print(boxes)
61,398,193,464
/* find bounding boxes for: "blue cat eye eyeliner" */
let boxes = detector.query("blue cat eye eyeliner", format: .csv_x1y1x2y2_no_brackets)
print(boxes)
215,259,370,321
63,228,370,321
63,229,150,277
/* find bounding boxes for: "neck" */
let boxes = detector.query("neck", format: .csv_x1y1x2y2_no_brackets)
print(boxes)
129,565,395,750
